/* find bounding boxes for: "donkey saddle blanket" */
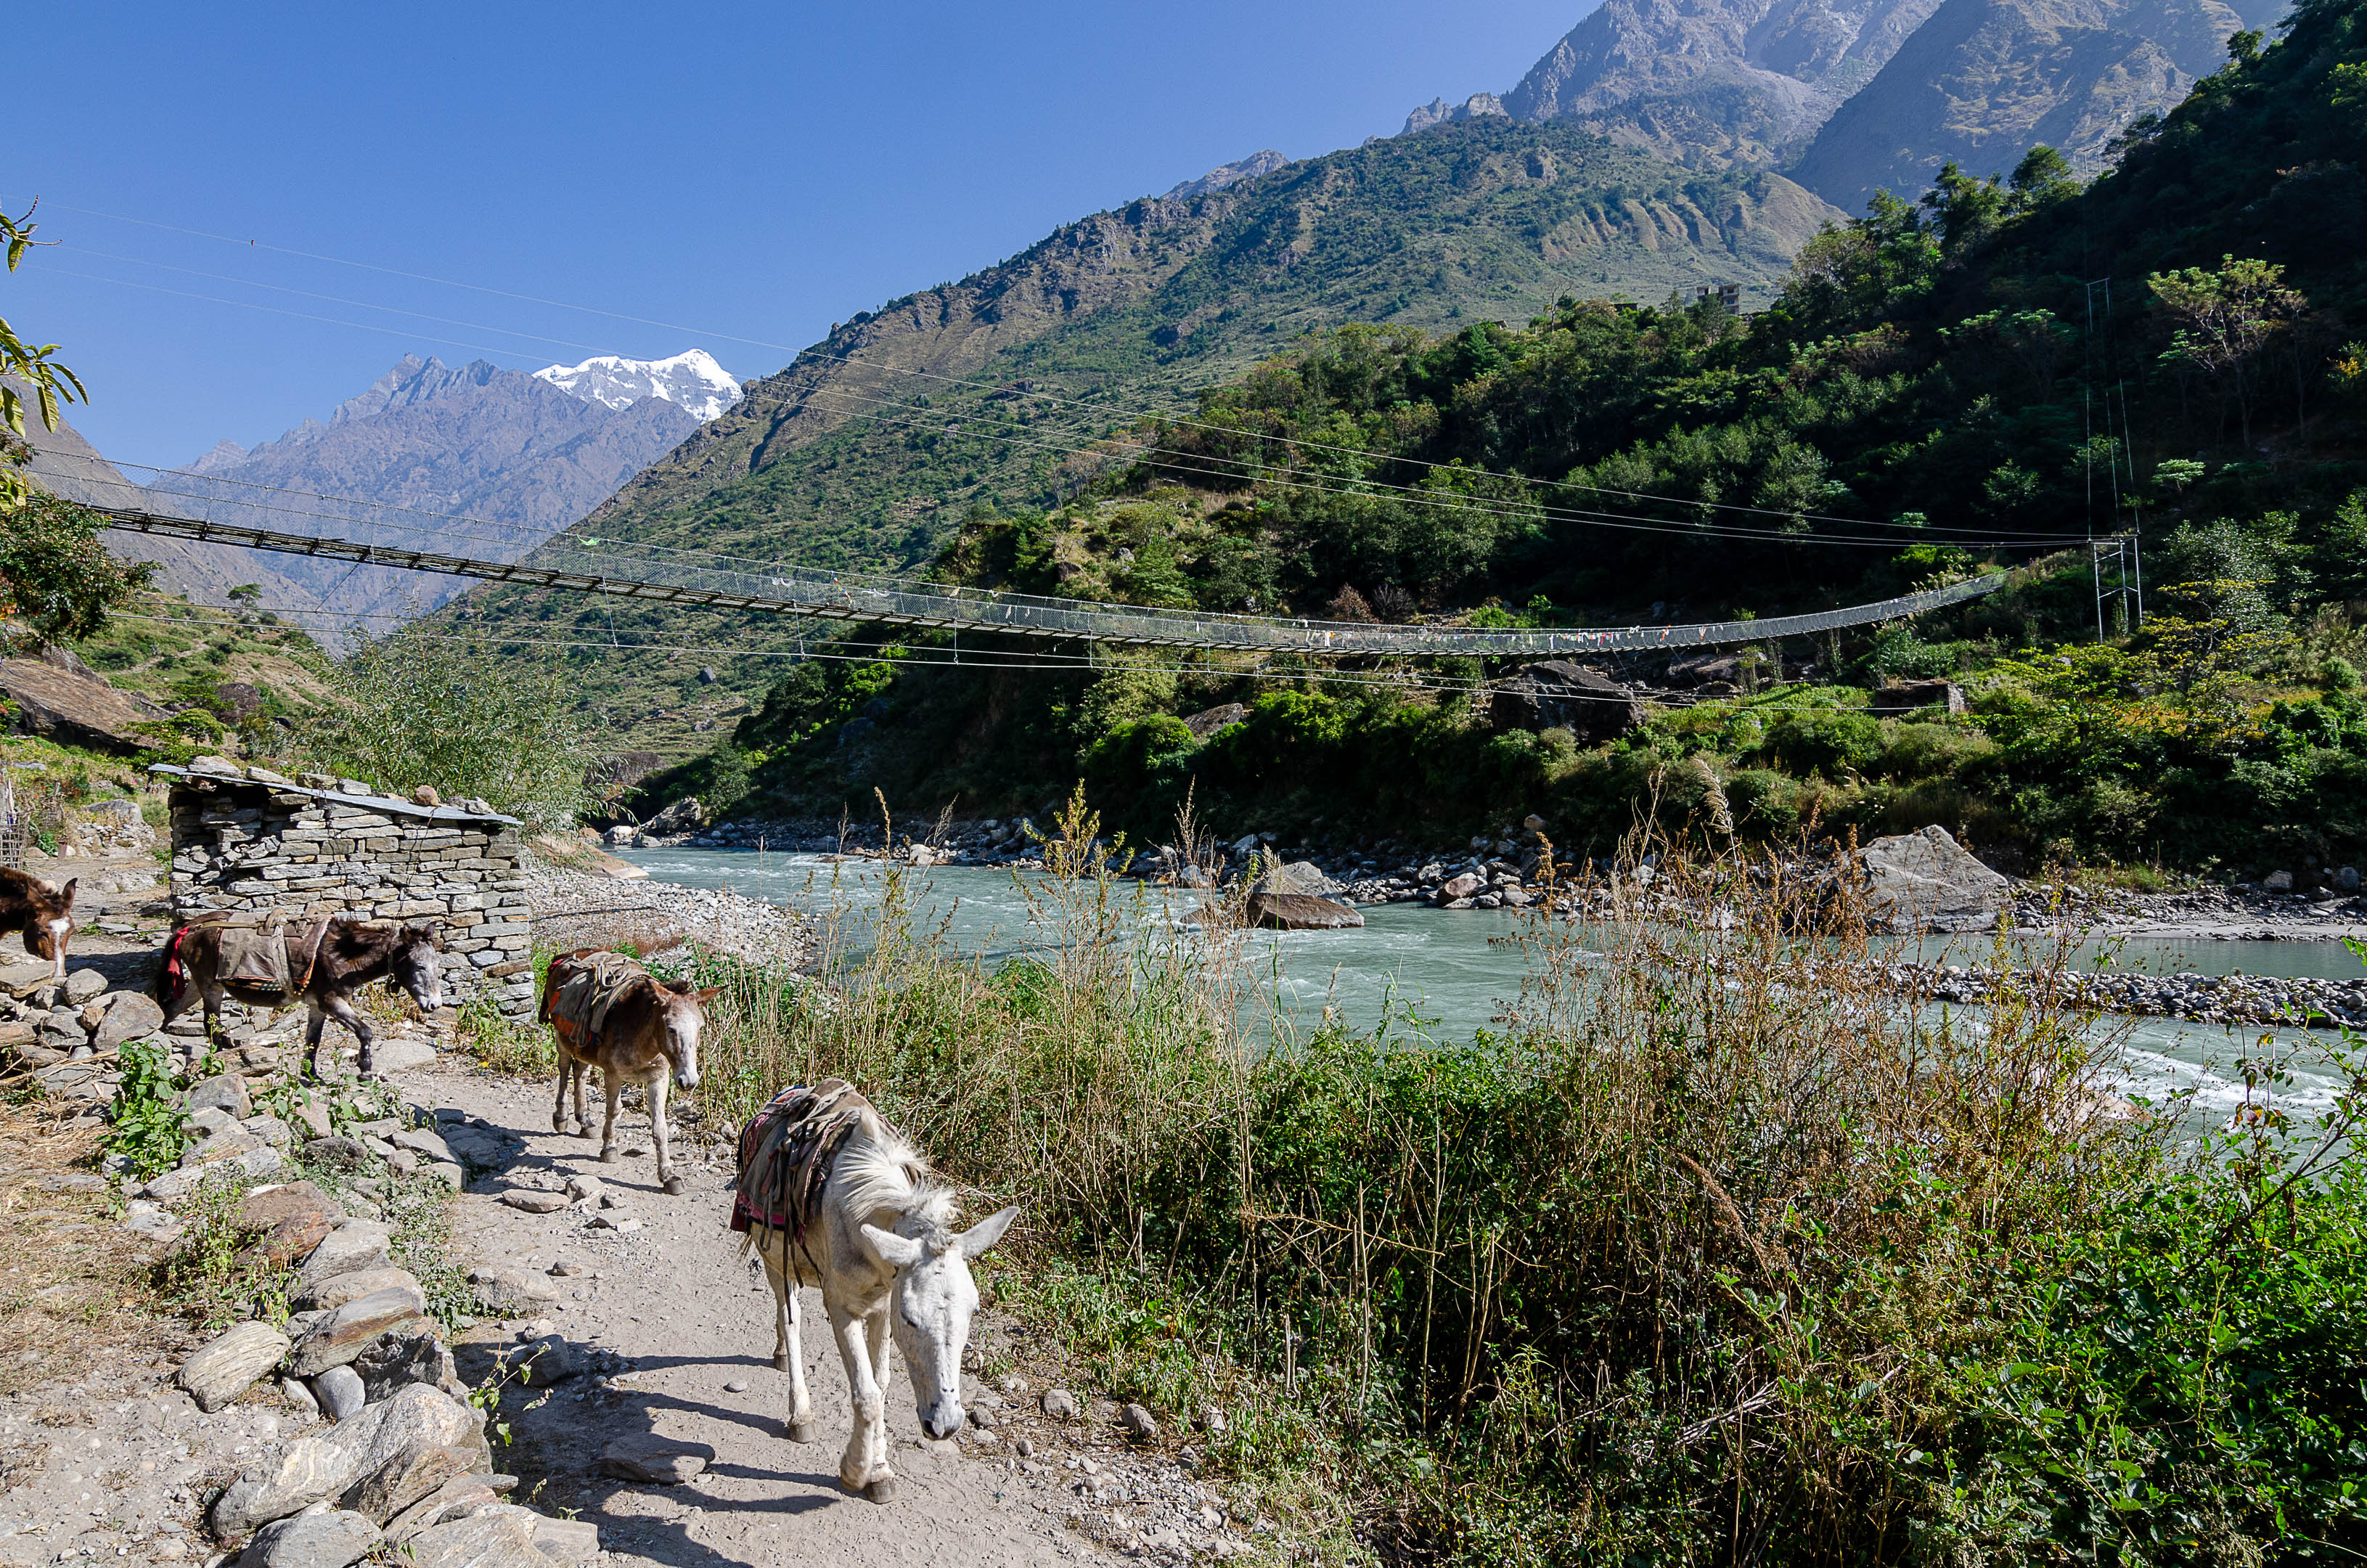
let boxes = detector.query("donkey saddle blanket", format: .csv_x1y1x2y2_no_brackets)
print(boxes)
544,950,650,1053
204,910,332,993
730,1078,870,1249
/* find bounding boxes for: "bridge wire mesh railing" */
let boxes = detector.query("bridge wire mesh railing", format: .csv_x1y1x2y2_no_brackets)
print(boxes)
63,460,2006,658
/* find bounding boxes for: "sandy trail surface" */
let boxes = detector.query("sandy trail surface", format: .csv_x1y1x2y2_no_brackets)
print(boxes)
401,1061,1113,1568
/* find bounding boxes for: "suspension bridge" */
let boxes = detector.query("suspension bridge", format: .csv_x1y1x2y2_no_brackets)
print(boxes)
87,502,2006,658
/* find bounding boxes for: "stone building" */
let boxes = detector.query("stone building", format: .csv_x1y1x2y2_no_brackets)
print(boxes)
153,758,536,1019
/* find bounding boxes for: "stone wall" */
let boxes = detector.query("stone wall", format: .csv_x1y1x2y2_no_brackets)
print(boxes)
157,760,536,1019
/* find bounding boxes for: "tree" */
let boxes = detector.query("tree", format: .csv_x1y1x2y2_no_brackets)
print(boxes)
0,491,155,643
0,200,86,513
2149,256,2311,450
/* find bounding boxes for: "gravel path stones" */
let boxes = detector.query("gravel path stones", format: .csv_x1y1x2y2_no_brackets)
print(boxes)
180,1321,293,1413
597,1435,713,1484
235,1503,380,1568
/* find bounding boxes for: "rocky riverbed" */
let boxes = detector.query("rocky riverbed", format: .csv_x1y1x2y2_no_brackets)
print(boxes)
622,814,2367,942
1896,960,2367,1029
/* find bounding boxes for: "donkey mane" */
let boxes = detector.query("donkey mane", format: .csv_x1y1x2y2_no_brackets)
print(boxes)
836,1109,958,1236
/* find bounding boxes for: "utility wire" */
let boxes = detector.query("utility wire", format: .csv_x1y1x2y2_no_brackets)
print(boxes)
113,603,1904,711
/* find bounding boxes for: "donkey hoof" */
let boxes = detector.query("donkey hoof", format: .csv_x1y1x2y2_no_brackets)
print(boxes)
772,1352,790,1373
785,1419,817,1443
600,1148,620,1164
661,1176,685,1196
572,1125,594,1140
862,1477,896,1505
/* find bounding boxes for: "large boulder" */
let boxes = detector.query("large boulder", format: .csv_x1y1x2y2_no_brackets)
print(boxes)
1246,893,1365,931
211,1384,486,1539
1489,661,1646,745
351,1329,460,1402
1857,826,2010,933
94,990,168,1050
1248,860,1344,898
237,1183,345,1270
1181,702,1246,738
179,1321,292,1413
293,1267,424,1315
467,1265,557,1319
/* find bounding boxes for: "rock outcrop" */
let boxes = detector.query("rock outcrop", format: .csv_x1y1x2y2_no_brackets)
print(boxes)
1489,662,1646,744
0,657,168,753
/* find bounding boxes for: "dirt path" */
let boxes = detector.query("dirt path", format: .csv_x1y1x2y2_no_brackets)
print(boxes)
395,1061,1122,1568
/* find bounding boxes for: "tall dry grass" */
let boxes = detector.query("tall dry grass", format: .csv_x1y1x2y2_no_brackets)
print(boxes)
659,791,2313,1561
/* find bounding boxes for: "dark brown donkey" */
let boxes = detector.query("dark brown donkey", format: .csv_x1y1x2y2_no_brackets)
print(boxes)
540,950,716,1194
0,867,77,982
154,912,446,1076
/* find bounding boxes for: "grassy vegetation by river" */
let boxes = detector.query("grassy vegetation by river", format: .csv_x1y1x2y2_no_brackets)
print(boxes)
473,801,2367,1563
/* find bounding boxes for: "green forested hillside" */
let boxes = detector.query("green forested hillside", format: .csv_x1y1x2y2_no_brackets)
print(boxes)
630,0,2367,873
430,118,1838,756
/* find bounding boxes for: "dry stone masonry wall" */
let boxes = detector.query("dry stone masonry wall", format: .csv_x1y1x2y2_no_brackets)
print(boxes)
155,759,536,1019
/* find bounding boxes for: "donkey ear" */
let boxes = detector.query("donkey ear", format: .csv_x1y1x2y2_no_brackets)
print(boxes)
957,1206,1023,1260
861,1224,924,1268
57,880,76,907
695,987,723,1003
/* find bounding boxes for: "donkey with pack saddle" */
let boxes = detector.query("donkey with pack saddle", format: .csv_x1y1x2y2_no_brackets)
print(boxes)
539,950,716,1194
732,1079,1021,1503
154,909,446,1076
0,867,76,982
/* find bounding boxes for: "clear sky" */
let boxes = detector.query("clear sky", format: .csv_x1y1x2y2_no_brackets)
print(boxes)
10,1,1587,475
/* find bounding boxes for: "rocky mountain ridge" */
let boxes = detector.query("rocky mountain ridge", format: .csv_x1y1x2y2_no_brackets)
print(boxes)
1406,0,2289,204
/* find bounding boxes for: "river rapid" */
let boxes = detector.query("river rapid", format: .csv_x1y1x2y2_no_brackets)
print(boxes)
620,847,2365,1130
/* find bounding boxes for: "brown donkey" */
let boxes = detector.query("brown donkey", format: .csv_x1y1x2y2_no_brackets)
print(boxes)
155,912,446,1076
0,867,76,982
539,950,716,1194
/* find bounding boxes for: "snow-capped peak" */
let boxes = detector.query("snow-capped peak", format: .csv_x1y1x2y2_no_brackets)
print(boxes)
535,348,743,422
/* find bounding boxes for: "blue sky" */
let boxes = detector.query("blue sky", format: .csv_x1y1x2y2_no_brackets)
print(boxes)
11,1,1586,473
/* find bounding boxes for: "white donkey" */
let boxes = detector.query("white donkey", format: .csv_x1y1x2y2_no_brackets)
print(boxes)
732,1079,1021,1503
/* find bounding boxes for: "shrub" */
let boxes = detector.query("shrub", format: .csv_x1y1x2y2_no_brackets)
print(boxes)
298,625,594,829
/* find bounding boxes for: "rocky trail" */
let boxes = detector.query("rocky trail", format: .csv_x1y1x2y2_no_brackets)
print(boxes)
0,844,1270,1568
417,1059,1231,1568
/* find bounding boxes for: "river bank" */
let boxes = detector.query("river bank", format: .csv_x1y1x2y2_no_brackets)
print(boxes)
618,814,2367,944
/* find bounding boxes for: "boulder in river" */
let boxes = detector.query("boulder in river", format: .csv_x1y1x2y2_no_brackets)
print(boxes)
1857,826,2009,933
1247,893,1365,930
1250,860,1344,898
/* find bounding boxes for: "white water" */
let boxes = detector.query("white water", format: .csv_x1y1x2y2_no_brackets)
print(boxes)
621,848,2363,1130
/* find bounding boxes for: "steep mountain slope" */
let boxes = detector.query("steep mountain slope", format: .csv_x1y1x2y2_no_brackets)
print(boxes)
1790,0,2287,207
1481,0,1950,166
426,116,1839,761
635,0,2367,865
570,117,1838,576
134,356,700,637
7,380,328,613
